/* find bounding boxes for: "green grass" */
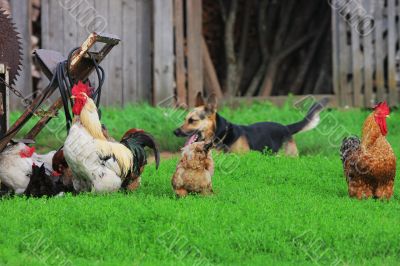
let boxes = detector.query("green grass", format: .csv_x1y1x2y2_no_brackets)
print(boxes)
2,99,400,265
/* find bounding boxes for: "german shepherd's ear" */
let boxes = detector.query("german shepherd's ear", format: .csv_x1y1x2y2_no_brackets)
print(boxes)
205,93,217,114
195,92,205,107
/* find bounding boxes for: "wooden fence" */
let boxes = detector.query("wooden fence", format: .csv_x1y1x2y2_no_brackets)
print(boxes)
332,0,400,107
6,0,400,110
5,0,207,110
41,0,152,107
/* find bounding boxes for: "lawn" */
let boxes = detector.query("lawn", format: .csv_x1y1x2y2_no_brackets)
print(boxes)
1,99,400,265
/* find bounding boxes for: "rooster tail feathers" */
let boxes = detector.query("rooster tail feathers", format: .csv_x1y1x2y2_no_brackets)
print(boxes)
287,97,329,135
340,136,361,164
121,130,160,175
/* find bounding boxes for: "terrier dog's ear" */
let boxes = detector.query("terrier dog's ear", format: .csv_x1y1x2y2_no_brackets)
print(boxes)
205,93,217,113
195,92,205,107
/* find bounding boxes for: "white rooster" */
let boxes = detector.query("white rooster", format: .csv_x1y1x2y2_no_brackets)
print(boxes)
63,82,159,193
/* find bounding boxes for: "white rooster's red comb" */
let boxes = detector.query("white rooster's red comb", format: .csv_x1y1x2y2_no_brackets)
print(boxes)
71,81,93,97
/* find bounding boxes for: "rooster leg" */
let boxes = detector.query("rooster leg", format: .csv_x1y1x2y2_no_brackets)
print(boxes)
284,139,299,157
374,180,394,200
127,176,141,191
349,180,374,199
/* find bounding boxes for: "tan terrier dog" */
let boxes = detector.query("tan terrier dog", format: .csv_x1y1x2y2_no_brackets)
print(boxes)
172,141,214,197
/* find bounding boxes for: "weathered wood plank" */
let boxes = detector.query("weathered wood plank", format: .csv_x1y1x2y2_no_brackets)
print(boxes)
107,0,123,106
174,0,187,106
122,0,137,105
350,6,362,107
93,0,110,106
41,0,50,49
46,0,65,102
362,0,374,107
331,0,340,105
202,38,223,99
388,0,398,106
338,6,349,106
48,1,65,52
153,0,174,105
62,0,78,56
136,0,152,102
9,0,32,110
374,0,385,103
186,0,203,107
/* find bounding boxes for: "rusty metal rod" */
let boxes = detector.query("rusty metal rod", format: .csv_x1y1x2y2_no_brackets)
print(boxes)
24,98,64,140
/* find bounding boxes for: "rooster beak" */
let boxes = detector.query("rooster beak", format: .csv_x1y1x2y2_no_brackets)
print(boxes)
387,115,390,118
71,95,76,99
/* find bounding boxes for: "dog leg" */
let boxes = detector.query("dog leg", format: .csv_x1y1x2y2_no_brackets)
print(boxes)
284,139,299,157
175,188,188,197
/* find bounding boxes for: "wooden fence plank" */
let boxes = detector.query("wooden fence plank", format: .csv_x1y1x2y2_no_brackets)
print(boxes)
362,0,374,107
351,6,362,107
107,0,123,106
202,38,223,99
46,0,65,102
62,0,79,56
331,0,340,106
174,0,187,106
48,1,64,53
338,9,349,106
93,0,110,106
41,0,49,49
122,0,137,105
136,0,152,102
186,0,203,107
388,0,398,106
153,0,174,105
374,0,385,103
9,0,32,110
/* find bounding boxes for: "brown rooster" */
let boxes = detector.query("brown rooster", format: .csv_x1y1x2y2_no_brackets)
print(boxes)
340,102,396,200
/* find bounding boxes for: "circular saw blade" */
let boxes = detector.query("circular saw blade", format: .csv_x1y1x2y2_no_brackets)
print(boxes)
0,9,22,85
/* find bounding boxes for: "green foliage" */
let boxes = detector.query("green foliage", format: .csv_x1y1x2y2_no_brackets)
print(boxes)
3,101,399,265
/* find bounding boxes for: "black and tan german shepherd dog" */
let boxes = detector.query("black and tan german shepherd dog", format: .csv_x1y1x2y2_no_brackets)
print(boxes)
174,93,329,155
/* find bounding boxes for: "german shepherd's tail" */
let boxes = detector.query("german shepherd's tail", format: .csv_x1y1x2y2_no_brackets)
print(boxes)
287,97,329,135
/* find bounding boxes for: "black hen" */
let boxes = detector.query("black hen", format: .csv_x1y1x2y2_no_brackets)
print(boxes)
24,164,67,197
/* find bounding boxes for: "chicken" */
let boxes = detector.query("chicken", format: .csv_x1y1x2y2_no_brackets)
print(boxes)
0,141,56,195
24,163,68,197
63,81,160,193
51,149,75,193
172,141,214,197
340,102,396,200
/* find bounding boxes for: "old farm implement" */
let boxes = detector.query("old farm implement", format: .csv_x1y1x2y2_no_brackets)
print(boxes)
0,29,120,152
